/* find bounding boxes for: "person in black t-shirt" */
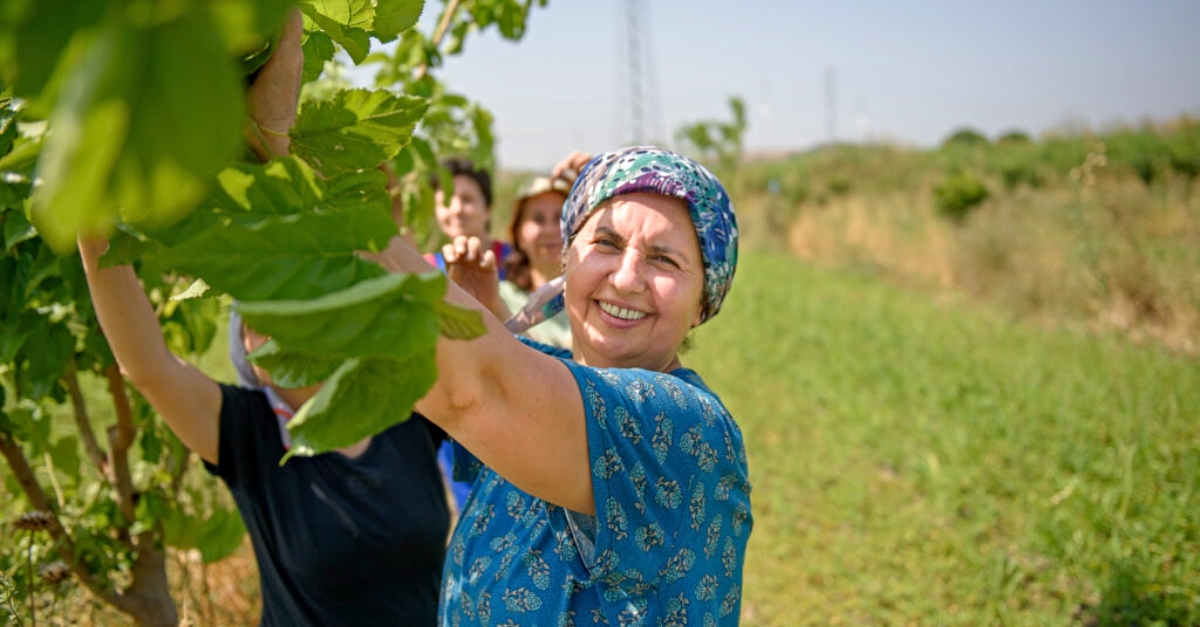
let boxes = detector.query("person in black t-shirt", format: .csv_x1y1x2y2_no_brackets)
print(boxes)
78,12,448,626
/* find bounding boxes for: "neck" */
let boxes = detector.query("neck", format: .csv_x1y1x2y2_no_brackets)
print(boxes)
572,349,683,374
529,266,557,290
272,384,320,411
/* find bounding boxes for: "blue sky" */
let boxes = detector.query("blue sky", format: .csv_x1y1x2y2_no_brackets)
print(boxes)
350,0,1200,171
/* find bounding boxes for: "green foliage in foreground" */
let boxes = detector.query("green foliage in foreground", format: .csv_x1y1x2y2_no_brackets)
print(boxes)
692,253,1199,626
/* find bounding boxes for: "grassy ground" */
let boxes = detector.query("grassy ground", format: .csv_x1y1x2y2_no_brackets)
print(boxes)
5,249,1197,625
691,252,1199,626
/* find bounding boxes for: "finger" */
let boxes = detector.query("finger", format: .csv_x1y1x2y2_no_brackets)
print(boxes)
442,242,458,264
481,249,496,271
465,236,483,262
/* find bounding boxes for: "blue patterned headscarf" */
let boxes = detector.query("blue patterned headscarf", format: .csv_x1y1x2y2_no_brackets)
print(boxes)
504,146,738,333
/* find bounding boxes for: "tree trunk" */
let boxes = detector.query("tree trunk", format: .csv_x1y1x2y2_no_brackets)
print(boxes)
112,534,178,627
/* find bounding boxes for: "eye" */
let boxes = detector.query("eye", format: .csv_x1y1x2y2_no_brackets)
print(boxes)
594,236,619,250
651,254,680,269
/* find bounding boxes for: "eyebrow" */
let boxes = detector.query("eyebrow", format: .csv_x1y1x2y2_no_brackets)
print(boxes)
595,225,693,266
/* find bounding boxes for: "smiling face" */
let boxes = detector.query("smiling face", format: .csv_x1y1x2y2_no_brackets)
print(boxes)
435,174,491,240
515,191,567,287
563,192,705,372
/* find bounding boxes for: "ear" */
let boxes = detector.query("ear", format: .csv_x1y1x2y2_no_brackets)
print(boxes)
691,303,704,328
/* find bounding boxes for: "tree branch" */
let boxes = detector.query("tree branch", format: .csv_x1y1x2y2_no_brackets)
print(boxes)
104,364,137,527
414,0,461,81
64,359,109,476
0,430,122,609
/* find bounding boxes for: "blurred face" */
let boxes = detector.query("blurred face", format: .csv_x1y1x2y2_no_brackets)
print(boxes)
241,324,274,387
515,191,566,284
435,174,490,240
563,193,705,372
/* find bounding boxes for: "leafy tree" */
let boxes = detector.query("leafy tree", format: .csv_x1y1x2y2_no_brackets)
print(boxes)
0,0,549,624
675,96,748,193
942,127,990,149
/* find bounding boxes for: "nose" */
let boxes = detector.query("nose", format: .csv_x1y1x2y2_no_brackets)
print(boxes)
610,249,646,293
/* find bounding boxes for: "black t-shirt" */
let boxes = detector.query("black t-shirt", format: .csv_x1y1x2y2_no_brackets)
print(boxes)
205,385,449,627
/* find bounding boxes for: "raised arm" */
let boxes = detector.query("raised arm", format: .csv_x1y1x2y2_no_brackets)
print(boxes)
377,238,593,514
79,238,223,464
76,11,306,465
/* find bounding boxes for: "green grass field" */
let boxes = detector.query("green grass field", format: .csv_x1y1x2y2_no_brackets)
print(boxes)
692,252,1199,626
5,249,1196,626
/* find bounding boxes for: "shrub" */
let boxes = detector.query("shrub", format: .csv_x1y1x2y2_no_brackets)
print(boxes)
998,159,1044,190
934,170,989,222
997,130,1032,145
942,127,990,149
1168,134,1200,181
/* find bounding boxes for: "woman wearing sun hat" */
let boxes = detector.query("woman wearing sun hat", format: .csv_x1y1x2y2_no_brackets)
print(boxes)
379,144,751,625
486,169,577,348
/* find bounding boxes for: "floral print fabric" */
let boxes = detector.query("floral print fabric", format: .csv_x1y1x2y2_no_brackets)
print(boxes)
441,347,752,626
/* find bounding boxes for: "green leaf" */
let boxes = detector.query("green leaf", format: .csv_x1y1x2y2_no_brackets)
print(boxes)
19,320,73,400
323,168,392,213
301,29,335,83
146,209,394,301
291,89,428,174
235,271,444,361
30,7,243,253
47,435,81,481
3,0,105,102
0,99,18,158
99,228,151,267
195,505,247,563
247,339,344,388
302,5,372,64
0,131,44,173
373,0,425,42
0,309,30,364
210,157,324,216
207,156,389,220
2,208,35,250
140,426,162,464
284,353,435,457
435,299,487,340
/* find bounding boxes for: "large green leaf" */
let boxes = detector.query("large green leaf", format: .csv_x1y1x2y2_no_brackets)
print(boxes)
373,0,425,42
435,299,487,340
210,157,325,216
291,89,427,174
284,353,437,458
208,156,390,218
301,2,372,64
145,209,394,301
30,7,243,253
234,271,444,361
1,0,105,103
247,340,344,388
300,29,335,83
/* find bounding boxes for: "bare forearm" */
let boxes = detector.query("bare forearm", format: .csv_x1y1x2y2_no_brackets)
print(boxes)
79,240,222,463
79,243,175,384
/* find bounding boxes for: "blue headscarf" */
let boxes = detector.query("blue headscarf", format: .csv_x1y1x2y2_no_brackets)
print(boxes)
505,146,739,333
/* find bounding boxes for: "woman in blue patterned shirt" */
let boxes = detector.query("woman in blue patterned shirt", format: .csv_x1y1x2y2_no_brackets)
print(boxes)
382,145,751,626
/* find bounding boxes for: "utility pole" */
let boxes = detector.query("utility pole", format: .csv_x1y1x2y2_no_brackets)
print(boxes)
825,66,837,143
619,0,661,146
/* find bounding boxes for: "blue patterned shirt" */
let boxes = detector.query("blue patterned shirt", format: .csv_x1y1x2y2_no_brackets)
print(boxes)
441,345,752,626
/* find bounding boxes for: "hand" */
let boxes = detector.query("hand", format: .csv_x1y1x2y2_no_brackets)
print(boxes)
443,236,507,319
244,9,304,159
552,151,592,181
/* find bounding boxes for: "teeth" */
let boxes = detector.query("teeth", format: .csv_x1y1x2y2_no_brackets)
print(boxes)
599,301,647,321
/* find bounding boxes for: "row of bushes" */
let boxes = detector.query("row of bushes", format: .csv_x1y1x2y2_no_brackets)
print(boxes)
744,116,1200,217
